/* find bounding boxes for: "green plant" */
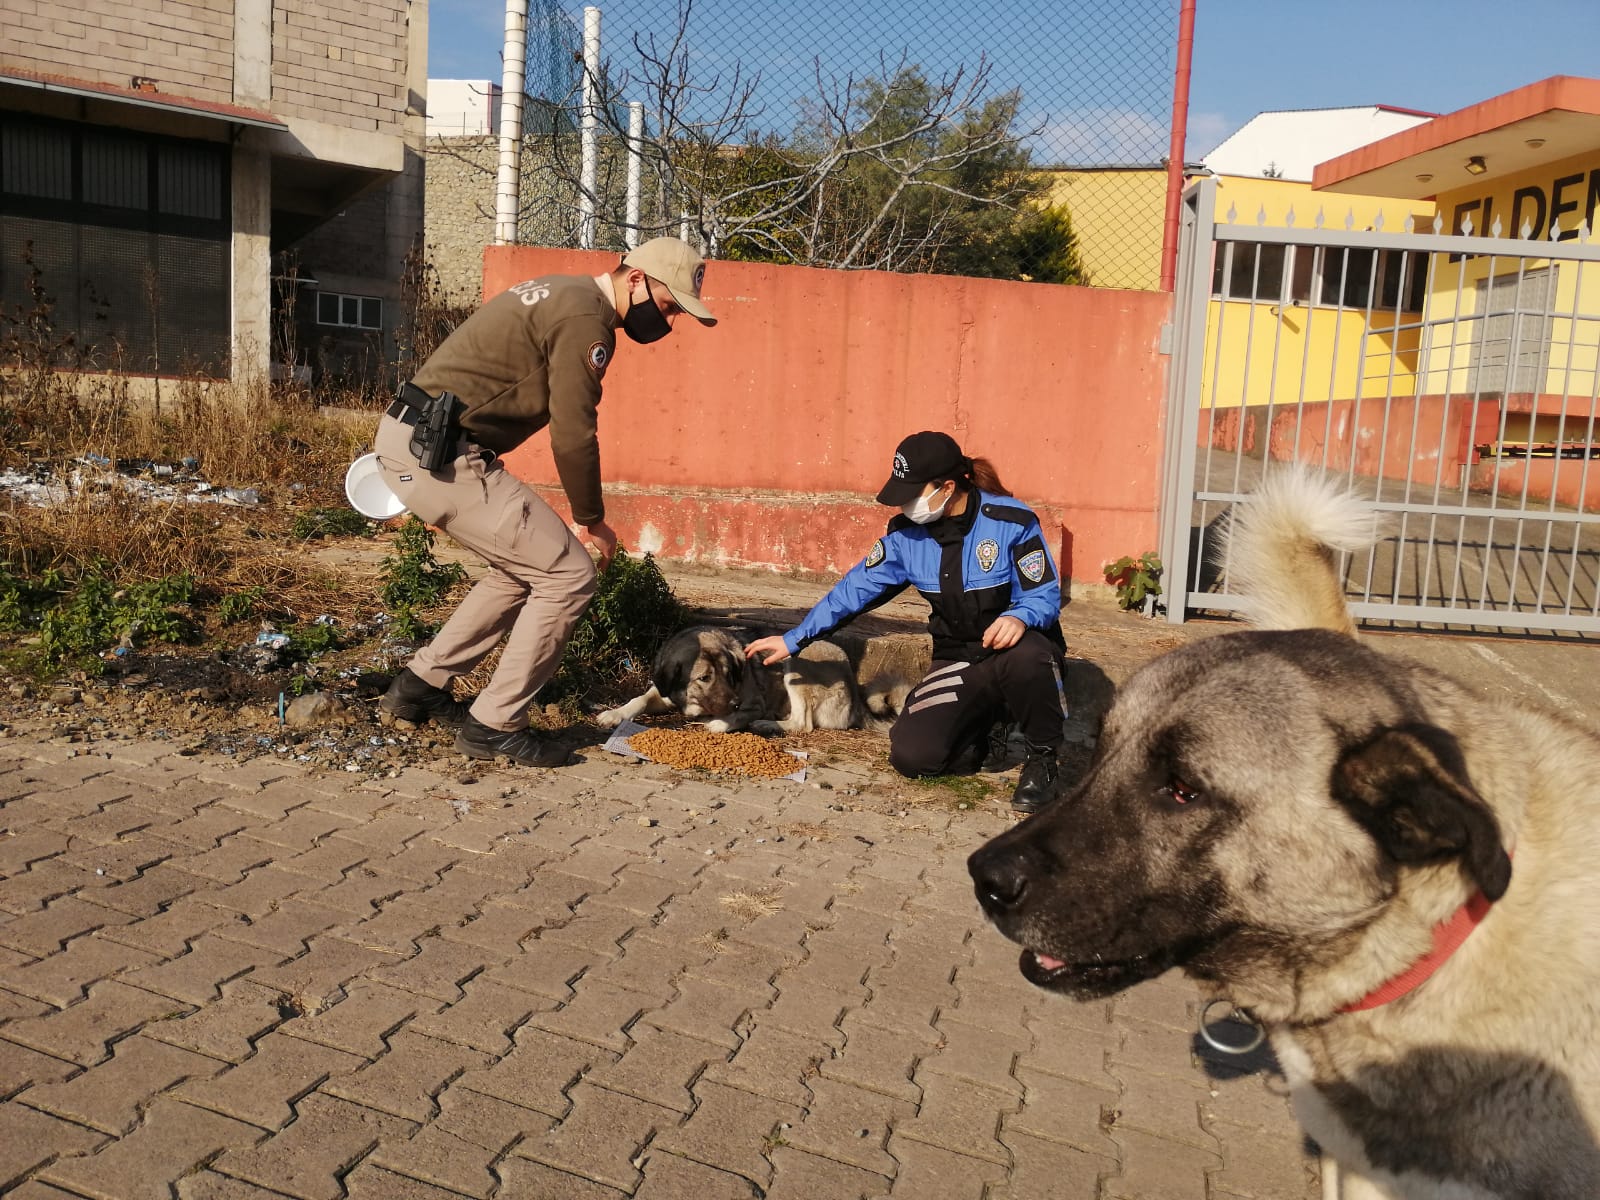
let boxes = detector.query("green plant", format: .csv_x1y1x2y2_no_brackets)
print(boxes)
544,550,690,701
379,517,467,638
217,585,266,625
288,672,314,696
284,620,340,659
35,570,196,668
1104,552,1163,612
291,507,372,541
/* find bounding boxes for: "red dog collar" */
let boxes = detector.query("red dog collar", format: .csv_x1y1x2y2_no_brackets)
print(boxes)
1340,876,1501,1013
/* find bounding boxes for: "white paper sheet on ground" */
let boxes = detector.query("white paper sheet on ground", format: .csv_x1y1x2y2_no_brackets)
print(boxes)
602,719,807,783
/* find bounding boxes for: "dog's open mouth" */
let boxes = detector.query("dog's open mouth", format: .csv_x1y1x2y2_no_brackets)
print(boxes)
1019,947,1164,996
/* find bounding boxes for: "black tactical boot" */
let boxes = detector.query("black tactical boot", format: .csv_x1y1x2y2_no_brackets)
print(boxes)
455,716,571,768
1010,746,1061,814
980,719,1017,773
380,668,470,727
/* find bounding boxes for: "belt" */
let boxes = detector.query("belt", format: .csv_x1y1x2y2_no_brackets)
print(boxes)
387,385,495,466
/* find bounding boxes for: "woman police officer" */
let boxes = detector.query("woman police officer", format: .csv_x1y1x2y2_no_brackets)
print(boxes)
745,431,1069,814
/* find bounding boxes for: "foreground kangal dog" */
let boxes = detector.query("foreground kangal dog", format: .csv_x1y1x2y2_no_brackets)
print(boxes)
969,471,1600,1199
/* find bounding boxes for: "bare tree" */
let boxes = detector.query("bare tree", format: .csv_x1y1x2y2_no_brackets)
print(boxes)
535,0,1047,273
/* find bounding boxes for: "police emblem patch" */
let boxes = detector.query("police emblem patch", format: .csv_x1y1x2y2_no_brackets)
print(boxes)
976,539,999,572
865,539,886,568
893,452,909,478
1019,549,1046,583
587,342,610,374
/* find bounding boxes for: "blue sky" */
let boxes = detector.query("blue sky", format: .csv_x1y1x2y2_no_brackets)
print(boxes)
427,0,1599,161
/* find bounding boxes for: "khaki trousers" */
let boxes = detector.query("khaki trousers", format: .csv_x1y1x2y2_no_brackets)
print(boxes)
373,415,596,731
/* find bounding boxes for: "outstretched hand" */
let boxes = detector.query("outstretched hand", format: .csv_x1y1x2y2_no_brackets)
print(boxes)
744,635,792,666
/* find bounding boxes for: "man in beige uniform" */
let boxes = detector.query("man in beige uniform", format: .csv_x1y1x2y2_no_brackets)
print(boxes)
373,237,715,766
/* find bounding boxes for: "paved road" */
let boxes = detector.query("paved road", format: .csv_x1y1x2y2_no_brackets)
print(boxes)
0,733,1315,1199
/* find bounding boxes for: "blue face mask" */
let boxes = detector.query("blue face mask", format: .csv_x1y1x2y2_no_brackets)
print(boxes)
902,484,951,525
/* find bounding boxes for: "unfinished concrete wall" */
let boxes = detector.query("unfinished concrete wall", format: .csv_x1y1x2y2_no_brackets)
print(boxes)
271,0,407,134
0,0,236,102
423,135,496,304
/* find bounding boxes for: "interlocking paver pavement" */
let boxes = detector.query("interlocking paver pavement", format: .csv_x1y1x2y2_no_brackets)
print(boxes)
0,732,1319,1197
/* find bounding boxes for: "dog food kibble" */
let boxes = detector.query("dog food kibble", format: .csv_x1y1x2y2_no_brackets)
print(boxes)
629,729,798,778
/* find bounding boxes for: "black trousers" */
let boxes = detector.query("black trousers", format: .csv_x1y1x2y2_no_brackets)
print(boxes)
887,630,1067,778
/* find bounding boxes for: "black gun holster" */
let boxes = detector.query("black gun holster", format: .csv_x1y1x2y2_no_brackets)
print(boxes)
400,383,464,473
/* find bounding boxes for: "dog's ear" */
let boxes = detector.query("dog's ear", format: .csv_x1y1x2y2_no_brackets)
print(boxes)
1332,724,1511,900
652,641,691,696
717,643,743,686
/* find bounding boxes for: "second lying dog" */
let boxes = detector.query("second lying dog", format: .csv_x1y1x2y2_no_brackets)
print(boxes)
596,625,899,735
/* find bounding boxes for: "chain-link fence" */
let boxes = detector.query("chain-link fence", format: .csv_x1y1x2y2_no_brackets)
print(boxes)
512,0,1181,289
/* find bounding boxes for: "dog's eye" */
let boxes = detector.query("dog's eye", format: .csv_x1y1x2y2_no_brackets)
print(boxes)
697,672,713,683
1162,778,1203,807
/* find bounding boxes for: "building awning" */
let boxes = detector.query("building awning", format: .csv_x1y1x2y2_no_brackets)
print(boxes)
0,67,286,131
1313,76,1600,199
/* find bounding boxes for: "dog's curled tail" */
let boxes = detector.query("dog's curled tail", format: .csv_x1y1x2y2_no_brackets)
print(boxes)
1223,470,1386,636
862,679,913,733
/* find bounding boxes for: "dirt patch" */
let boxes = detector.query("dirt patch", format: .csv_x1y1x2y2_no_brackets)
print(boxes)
0,540,1213,807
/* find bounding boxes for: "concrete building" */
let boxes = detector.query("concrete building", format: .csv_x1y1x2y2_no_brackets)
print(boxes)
1204,104,1437,183
0,0,428,385
427,79,499,137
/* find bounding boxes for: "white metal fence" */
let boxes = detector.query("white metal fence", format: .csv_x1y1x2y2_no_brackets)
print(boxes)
1160,176,1600,633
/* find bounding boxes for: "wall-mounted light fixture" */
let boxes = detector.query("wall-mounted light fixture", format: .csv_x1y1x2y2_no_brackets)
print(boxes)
1525,137,1546,150
1465,155,1488,175
1415,172,1434,183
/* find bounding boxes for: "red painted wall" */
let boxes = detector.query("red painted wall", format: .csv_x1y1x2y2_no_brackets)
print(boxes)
1206,392,1600,509
482,247,1170,584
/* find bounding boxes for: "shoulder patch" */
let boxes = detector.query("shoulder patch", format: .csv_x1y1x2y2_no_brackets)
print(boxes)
864,539,886,568
1010,531,1058,591
981,502,1037,527
587,341,610,375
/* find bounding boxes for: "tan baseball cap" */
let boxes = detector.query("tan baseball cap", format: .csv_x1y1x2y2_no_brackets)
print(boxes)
621,237,717,326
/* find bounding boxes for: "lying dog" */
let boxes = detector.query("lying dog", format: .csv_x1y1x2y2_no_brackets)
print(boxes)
968,471,1600,1199
596,625,892,735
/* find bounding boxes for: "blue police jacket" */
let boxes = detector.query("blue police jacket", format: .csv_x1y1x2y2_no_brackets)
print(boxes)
783,491,1064,662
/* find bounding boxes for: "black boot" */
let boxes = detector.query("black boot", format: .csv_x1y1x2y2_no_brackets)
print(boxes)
980,719,1017,773
455,716,571,768
381,667,470,727
1011,746,1061,814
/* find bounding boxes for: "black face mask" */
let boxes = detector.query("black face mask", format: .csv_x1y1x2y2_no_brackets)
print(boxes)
621,277,672,344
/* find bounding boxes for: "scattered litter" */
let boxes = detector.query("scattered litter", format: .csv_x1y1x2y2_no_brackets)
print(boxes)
258,633,291,651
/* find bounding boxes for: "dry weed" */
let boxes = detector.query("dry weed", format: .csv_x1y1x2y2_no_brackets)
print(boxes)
718,887,785,923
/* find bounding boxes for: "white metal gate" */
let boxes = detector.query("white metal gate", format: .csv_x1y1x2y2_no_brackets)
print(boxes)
1160,176,1600,632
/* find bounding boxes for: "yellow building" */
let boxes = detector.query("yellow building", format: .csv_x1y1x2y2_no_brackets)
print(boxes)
1190,106,1444,410
1200,174,1436,409
1314,76,1600,445
1039,166,1168,291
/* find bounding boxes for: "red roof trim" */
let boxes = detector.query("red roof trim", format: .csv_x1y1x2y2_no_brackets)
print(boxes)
1374,103,1442,120
1315,76,1600,190
0,67,284,129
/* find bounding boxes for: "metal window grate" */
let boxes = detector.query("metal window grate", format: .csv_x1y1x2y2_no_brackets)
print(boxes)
0,113,230,376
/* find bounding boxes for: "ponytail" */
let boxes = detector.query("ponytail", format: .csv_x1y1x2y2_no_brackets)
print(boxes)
966,455,1012,498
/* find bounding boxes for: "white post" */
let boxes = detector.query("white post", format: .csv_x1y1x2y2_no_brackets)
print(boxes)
680,209,690,243
493,0,528,245
579,5,601,249
625,101,643,249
